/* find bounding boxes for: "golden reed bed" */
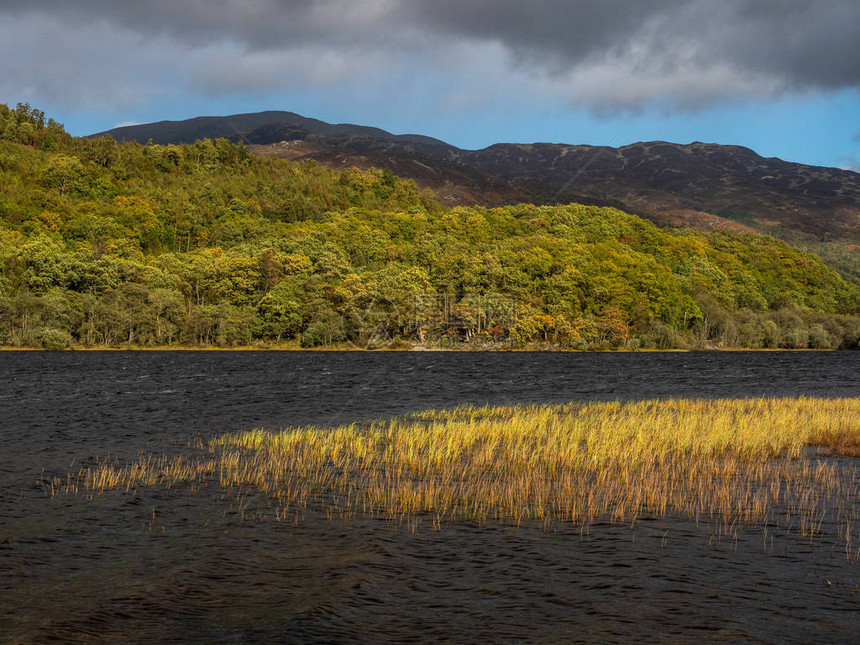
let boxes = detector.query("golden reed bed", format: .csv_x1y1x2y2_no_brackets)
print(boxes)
55,397,860,555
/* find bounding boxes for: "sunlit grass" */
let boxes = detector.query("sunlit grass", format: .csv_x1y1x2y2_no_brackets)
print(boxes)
55,397,860,555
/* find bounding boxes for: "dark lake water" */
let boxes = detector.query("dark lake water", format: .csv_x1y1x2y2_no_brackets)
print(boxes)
4,350,860,450
2,351,860,643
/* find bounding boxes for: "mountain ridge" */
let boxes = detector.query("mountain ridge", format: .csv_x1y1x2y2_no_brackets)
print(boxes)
92,111,858,175
91,111,450,148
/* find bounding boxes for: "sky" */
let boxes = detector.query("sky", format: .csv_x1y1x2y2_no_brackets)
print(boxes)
1,1,858,170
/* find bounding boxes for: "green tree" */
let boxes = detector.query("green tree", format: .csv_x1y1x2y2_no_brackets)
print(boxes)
254,283,302,342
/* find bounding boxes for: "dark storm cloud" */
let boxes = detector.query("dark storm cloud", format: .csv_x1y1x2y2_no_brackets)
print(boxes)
722,0,860,88
410,0,860,89
2,0,859,109
407,0,686,67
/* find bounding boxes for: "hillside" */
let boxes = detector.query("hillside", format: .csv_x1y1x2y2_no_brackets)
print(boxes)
97,111,860,281
2,102,859,350
94,113,528,206
91,111,450,148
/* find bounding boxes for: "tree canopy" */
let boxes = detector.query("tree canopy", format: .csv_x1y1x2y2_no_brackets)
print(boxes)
2,102,859,350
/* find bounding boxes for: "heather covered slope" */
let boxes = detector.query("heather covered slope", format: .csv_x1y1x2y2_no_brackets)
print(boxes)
2,103,860,350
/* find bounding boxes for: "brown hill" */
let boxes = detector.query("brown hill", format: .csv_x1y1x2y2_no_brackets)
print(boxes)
456,141,860,240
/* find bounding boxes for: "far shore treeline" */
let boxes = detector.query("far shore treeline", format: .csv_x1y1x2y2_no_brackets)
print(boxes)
1,102,860,350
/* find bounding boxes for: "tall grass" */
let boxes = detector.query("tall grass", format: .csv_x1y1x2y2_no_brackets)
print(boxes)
56,397,860,552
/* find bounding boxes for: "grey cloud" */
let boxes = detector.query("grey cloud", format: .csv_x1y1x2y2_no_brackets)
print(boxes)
715,1,860,88
0,1,396,48
407,1,685,69
0,13,181,111
187,44,381,96
2,1,859,110
405,2,604,52
411,0,860,90
837,156,860,172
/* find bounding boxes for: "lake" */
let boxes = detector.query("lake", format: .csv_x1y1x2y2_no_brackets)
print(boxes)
2,351,860,643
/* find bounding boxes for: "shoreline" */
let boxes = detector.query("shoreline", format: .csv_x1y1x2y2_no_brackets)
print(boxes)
0,345,837,353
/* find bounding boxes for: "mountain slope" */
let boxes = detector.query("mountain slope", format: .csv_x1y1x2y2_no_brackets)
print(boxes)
457,140,860,240
94,113,530,206
91,111,449,147
3,102,860,351
94,111,860,279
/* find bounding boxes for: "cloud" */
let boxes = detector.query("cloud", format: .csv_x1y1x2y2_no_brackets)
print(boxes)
187,44,379,96
0,1,406,49
411,1,860,89
0,13,182,112
837,156,860,172
1,1,859,113
546,45,785,114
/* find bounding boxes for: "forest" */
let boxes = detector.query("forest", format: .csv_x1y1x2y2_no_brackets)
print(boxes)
2,102,860,350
